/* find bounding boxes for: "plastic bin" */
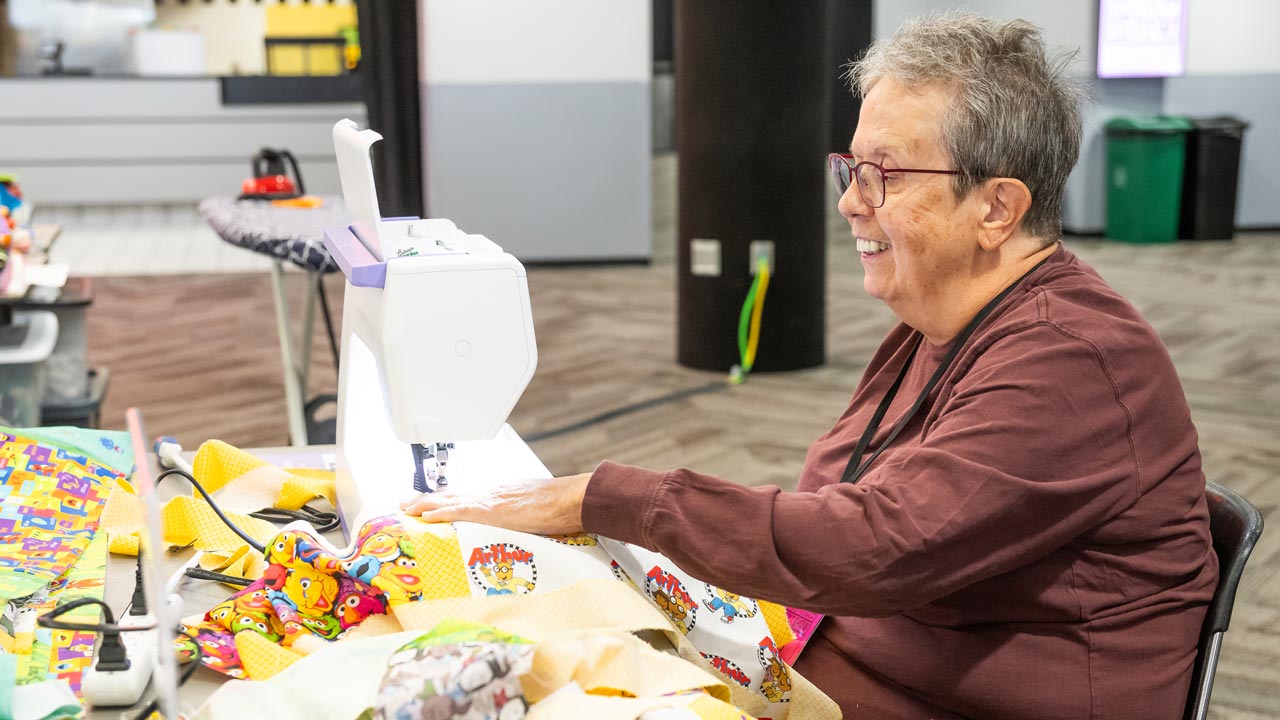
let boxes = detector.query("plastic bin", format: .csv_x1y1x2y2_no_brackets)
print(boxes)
17,277,94,403
41,367,110,429
1104,116,1193,243
0,310,58,427
1179,116,1249,241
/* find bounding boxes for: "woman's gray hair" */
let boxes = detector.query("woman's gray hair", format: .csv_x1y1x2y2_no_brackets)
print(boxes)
847,12,1085,241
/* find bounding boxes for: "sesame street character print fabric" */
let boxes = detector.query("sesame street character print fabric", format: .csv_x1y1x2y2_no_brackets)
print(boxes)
183,515,425,678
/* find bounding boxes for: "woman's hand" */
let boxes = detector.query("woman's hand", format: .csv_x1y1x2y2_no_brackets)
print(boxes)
399,473,593,536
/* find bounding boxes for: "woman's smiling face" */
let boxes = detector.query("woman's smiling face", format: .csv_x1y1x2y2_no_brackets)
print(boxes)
839,78,986,327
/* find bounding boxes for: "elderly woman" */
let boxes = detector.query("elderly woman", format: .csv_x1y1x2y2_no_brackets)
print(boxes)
404,14,1218,720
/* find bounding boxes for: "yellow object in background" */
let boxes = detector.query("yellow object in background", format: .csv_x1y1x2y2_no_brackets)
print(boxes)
264,4,357,76
271,196,324,209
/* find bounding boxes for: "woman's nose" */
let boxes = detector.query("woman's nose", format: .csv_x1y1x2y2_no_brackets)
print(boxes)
837,180,872,219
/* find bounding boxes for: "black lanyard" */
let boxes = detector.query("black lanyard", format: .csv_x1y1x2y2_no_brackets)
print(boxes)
839,257,1051,485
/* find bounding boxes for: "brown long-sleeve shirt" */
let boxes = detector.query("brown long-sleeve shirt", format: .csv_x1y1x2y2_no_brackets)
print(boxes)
582,245,1217,719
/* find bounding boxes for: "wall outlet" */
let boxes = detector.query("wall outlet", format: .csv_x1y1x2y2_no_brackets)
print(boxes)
690,238,722,277
749,239,775,276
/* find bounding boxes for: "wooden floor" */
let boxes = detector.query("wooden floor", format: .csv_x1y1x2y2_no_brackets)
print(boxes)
82,155,1279,718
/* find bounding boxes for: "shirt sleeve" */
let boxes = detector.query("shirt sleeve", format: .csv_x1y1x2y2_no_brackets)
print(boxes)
580,324,1143,617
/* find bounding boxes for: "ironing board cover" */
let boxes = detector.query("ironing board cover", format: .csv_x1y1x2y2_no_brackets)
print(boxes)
199,197,346,274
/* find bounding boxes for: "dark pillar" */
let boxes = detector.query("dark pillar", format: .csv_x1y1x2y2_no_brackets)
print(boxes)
676,1,832,372
355,0,423,218
827,0,874,153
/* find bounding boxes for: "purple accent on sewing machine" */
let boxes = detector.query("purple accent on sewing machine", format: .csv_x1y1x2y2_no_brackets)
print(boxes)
323,225,387,288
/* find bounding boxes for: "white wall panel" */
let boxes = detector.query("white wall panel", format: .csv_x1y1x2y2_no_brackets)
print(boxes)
419,0,650,84
4,161,344,205
1185,0,1280,75
0,78,363,206
154,2,267,76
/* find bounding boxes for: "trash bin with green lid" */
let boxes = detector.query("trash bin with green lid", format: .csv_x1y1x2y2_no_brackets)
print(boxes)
1104,115,1192,243
1180,116,1249,241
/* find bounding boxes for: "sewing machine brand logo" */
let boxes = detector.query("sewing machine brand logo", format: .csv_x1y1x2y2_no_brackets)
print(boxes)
757,636,792,704
644,565,699,635
703,583,759,625
548,533,598,546
700,652,751,688
467,543,538,596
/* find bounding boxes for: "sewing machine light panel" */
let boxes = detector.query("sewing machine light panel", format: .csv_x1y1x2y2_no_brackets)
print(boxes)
337,327,419,522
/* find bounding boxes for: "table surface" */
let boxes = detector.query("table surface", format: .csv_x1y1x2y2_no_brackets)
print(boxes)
1,224,64,301
89,445,339,719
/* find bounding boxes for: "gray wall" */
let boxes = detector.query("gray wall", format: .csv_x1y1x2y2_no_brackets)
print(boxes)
422,82,651,262
873,1,1280,232
0,77,363,207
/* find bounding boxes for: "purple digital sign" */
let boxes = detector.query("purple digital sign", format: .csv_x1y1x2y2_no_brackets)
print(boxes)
1097,0,1189,78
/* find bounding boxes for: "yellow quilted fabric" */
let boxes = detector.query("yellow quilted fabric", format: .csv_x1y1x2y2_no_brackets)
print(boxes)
191,440,336,508
160,495,278,552
399,517,471,600
234,630,303,681
758,600,795,647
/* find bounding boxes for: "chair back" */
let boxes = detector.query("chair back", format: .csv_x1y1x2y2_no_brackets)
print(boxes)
1184,481,1264,720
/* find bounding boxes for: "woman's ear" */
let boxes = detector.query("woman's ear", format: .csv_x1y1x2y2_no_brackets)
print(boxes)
977,178,1033,251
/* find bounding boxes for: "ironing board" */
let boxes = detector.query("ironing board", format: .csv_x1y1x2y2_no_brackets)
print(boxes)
199,197,347,446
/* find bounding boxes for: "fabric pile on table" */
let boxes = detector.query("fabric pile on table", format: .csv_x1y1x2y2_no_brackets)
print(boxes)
0,426,134,718
180,514,433,680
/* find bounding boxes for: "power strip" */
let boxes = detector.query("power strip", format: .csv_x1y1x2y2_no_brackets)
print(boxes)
80,611,158,708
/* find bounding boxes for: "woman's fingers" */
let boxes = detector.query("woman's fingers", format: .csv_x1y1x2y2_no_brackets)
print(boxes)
400,491,459,518
401,491,493,522
398,474,591,536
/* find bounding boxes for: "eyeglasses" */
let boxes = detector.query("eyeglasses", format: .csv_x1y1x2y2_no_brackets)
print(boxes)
828,153,960,208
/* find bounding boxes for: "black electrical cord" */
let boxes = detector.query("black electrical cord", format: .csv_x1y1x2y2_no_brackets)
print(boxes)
183,566,253,587
155,468,266,553
36,598,154,672
249,503,341,533
317,273,341,372
130,627,204,720
36,597,136,632
128,551,149,617
38,603,202,717
523,382,729,443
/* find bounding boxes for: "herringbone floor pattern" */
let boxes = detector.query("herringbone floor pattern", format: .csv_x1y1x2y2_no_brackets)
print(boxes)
82,155,1279,718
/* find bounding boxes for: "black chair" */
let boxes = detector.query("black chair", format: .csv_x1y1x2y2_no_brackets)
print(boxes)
1184,481,1265,720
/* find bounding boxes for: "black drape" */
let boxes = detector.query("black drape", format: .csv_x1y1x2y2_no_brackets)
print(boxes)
827,0,874,152
354,0,423,218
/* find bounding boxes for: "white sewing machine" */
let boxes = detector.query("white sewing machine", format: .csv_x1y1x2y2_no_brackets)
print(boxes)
324,118,541,535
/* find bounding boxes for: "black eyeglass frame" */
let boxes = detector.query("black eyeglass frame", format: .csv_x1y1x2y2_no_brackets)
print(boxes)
828,153,961,209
